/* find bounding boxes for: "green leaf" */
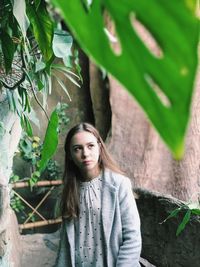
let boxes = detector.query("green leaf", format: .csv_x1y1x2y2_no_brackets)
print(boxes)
52,0,200,158
1,31,16,73
32,171,41,178
26,1,54,62
191,209,200,215
52,29,73,58
10,174,20,183
52,63,81,79
52,74,72,101
35,0,42,10
37,79,44,90
35,61,46,72
24,115,33,136
162,207,182,223
38,109,59,172
176,209,191,236
6,90,22,113
22,115,33,137
19,136,33,157
24,92,31,113
28,177,37,190
13,0,30,37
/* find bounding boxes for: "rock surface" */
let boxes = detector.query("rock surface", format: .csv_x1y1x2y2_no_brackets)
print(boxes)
20,230,155,267
136,188,200,267
20,231,59,267
0,101,22,267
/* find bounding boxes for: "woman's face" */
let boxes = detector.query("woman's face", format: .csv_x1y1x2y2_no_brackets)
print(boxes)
70,131,101,179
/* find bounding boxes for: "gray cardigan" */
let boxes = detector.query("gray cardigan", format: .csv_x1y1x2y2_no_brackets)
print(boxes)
54,169,142,267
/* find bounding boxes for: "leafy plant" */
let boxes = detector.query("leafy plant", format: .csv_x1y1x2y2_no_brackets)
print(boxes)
0,0,81,164
28,171,41,190
56,102,70,133
44,159,62,180
162,201,200,236
19,135,41,167
11,102,68,185
9,174,20,183
10,195,25,213
51,0,200,159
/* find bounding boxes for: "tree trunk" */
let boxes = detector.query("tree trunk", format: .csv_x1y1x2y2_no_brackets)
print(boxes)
107,72,200,202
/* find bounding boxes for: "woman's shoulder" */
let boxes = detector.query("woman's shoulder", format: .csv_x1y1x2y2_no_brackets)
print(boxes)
103,168,131,188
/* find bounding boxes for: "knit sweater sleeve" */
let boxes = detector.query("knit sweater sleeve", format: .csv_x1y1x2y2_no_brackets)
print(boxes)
116,178,142,267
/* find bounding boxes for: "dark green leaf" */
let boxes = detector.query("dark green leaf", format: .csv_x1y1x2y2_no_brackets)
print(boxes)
176,209,191,236
52,0,199,158
26,1,54,62
25,93,31,113
35,0,42,10
23,115,33,137
1,31,16,73
38,109,59,172
162,207,182,223
18,87,26,107
37,79,44,90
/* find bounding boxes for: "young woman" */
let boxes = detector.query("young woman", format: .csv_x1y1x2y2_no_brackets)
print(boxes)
55,122,141,267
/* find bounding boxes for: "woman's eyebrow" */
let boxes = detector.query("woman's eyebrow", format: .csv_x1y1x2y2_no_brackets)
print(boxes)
72,144,82,148
72,142,96,147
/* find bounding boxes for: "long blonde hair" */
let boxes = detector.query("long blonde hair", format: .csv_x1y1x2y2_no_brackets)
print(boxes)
61,122,123,220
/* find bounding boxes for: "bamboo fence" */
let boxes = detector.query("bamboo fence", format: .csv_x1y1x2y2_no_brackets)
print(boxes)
10,180,63,231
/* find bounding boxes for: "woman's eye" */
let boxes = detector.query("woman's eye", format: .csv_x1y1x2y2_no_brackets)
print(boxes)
88,144,94,149
74,147,81,152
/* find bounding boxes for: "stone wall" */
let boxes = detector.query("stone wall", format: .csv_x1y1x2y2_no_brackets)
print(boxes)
135,188,200,267
0,100,22,267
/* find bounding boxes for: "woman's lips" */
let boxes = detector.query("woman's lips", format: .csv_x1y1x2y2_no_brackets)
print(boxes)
83,160,92,165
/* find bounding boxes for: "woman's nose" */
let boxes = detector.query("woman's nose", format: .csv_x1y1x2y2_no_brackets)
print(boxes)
82,147,89,157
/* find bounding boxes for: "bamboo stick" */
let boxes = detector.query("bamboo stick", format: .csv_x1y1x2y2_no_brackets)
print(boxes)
23,186,55,224
11,180,63,189
19,217,62,230
13,190,46,221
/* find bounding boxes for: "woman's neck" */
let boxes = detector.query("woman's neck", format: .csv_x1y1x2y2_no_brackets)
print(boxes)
81,167,101,181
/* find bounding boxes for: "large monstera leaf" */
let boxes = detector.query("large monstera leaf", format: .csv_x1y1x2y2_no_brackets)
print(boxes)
52,0,199,159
